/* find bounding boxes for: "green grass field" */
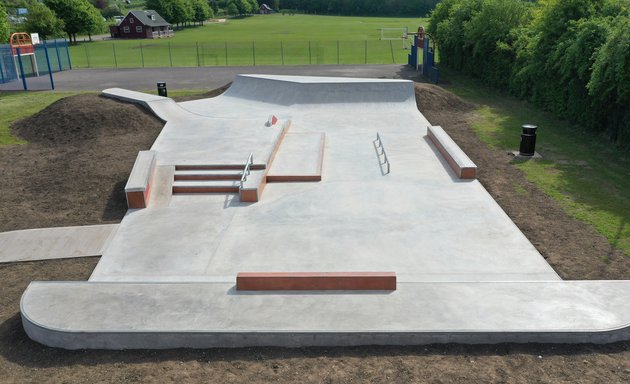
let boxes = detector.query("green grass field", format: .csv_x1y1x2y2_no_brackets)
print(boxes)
447,71,630,257
71,14,425,68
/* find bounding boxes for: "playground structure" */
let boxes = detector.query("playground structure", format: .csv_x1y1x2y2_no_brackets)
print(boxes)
9,32,39,77
17,74,630,349
407,26,440,83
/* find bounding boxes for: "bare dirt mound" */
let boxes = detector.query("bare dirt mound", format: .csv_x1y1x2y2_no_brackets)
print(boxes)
414,82,475,116
12,94,162,145
1,94,164,232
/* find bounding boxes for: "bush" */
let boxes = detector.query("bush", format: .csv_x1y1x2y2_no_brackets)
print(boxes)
429,0,630,148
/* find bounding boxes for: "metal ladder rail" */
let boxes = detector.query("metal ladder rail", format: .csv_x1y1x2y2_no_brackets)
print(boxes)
375,133,390,175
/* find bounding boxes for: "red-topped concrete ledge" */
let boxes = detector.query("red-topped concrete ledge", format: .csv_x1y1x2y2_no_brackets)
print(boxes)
236,272,397,291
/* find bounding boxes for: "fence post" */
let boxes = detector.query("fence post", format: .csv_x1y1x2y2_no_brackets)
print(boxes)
336,40,339,64
308,41,312,64
225,42,228,66
54,40,62,70
390,40,394,64
252,41,256,66
0,56,5,84
168,42,173,67
196,42,200,66
140,43,144,67
112,43,118,68
64,38,72,69
280,41,284,65
16,48,27,90
85,44,91,68
365,40,367,64
43,44,55,90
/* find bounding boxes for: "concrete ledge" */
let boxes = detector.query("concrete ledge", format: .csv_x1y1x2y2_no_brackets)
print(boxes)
427,126,477,179
125,150,156,209
20,281,630,349
236,272,396,291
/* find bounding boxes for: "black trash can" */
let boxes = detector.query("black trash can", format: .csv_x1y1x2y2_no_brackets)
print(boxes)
157,82,167,97
519,124,538,156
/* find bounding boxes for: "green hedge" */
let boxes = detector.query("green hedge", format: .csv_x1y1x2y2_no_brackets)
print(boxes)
429,0,630,148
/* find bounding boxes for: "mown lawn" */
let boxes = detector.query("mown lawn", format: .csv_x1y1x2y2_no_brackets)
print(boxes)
446,71,630,257
71,14,424,68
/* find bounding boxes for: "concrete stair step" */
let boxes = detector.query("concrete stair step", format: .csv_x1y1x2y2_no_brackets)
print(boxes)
174,170,242,181
175,164,266,171
172,180,240,194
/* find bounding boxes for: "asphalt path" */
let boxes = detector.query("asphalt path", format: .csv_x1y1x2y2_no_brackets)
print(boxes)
0,65,421,92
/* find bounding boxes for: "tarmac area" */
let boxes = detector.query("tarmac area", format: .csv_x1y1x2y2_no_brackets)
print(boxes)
0,64,418,92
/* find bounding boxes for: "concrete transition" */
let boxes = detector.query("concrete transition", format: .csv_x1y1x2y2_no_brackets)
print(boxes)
18,74,630,349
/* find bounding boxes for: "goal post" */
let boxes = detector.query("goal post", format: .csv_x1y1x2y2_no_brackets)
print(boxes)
379,27,410,49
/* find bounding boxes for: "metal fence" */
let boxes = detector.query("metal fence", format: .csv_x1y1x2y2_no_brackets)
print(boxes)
0,39,72,87
70,39,413,68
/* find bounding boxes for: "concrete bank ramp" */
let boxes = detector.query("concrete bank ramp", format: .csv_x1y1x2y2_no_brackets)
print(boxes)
21,281,630,349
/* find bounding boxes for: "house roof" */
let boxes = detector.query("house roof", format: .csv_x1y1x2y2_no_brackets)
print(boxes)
127,10,171,27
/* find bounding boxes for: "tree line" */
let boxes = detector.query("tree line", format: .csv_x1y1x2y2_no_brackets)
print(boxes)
429,0,630,147
275,0,439,16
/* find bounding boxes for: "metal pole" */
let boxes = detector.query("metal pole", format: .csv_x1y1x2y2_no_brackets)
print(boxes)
336,40,339,64
225,42,228,66
140,43,144,67
168,42,173,67
390,40,394,63
252,41,256,66
85,44,90,68
365,40,367,64
113,43,118,68
308,41,312,64
0,55,5,84
54,39,62,70
196,42,200,66
64,38,72,69
43,44,55,90
16,48,27,90
280,41,284,65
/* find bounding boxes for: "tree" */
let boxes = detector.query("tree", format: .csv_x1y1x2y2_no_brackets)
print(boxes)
23,1,65,40
0,3,9,44
192,0,212,25
249,0,259,13
45,0,104,43
226,1,239,15
145,0,174,23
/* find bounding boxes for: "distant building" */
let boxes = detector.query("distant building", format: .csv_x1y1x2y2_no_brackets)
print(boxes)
259,4,273,14
109,10,173,39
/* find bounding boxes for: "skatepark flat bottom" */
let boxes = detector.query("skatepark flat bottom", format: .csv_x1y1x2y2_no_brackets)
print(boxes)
20,75,630,349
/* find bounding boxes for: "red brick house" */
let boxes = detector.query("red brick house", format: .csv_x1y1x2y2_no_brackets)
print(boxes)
110,10,174,39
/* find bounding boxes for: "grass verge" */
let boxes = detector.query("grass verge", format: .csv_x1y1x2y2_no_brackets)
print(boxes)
445,70,630,256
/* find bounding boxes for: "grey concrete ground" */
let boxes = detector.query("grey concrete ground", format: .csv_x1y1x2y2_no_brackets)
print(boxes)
0,225,118,263
0,65,419,92
19,74,630,349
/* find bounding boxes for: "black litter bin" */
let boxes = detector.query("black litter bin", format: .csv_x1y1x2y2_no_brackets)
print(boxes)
157,82,167,97
519,124,538,156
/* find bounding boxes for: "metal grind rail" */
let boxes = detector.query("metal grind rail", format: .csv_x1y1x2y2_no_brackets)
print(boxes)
375,133,390,175
240,152,254,189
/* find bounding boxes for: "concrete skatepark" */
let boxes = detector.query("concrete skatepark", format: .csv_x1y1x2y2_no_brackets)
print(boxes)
14,74,630,349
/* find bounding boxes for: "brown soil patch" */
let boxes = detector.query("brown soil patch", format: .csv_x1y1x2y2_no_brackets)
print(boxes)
1,86,630,383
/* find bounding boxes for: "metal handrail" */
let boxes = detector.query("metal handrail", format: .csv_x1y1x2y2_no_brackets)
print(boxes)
240,152,254,189
375,133,390,174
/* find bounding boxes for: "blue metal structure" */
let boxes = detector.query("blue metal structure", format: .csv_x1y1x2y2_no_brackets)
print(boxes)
0,38,72,88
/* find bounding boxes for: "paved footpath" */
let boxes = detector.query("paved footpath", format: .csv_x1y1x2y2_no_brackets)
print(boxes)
0,65,420,92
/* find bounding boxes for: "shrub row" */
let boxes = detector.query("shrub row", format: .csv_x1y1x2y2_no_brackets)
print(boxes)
429,0,630,147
